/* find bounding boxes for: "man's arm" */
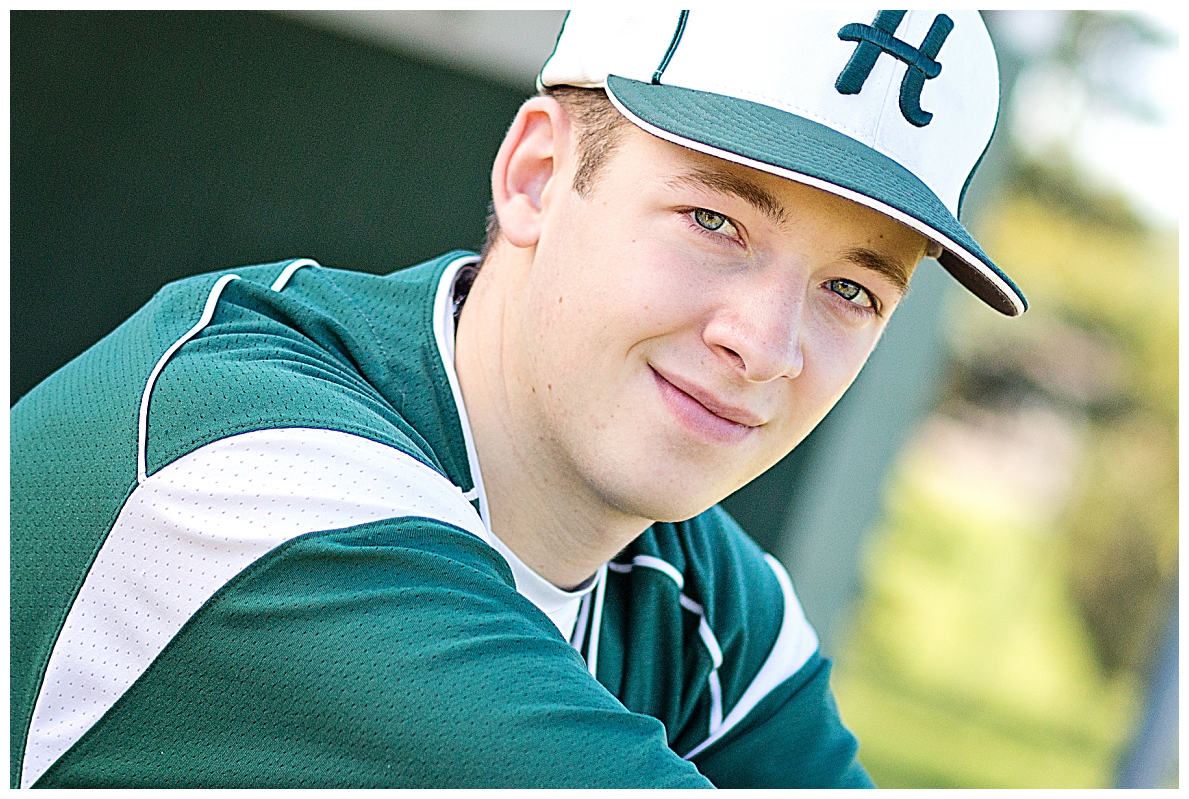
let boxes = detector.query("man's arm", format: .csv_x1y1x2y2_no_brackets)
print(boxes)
33,516,711,788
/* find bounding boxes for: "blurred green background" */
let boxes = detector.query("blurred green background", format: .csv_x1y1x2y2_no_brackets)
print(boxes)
10,10,1178,789
10,11,527,401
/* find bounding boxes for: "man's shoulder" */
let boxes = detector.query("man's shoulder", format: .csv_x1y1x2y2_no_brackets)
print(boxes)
137,252,477,481
612,510,869,787
654,506,818,684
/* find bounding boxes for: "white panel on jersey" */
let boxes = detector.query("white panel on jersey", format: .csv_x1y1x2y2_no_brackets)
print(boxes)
22,427,491,789
683,554,819,759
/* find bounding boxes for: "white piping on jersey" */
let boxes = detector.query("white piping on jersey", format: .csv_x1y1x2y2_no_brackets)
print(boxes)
680,594,725,669
570,588,593,650
269,257,320,292
682,554,819,760
608,555,725,735
137,273,240,483
21,427,490,789
585,563,609,679
609,553,685,589
136,258,322,484
707,671,724,733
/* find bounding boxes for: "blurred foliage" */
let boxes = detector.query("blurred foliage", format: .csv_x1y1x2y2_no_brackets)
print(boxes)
974,191,1178,677
1052,11,1176,125
835,471,1138,787
831,9,1176,787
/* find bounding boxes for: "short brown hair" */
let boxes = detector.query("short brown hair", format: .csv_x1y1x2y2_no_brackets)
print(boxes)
480,86,630,261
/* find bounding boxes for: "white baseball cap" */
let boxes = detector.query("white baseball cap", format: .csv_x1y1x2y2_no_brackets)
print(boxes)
539,10,1027,316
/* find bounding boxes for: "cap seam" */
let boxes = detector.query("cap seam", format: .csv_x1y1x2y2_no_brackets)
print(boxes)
651,10,690,85
870,50,904,149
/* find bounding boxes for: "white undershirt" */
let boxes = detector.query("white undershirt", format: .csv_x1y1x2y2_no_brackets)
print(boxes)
432,257,597,640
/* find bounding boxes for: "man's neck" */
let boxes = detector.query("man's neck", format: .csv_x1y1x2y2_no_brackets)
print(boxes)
453,248,652,591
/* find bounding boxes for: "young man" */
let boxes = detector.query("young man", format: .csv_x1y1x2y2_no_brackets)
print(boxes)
11,10,1025,788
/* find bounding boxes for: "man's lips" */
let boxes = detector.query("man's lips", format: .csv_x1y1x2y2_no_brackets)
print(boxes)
650,366,764,444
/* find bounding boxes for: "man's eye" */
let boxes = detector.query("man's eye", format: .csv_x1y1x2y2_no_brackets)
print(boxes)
693,208,727,230
827,278,875,309
691,208,739,240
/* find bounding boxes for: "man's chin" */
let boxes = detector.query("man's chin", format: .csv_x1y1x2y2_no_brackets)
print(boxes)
603,481,737,526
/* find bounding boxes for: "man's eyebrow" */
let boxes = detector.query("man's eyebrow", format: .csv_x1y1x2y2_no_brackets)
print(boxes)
665,165,790,228
843,247,913,294
667,166,916,293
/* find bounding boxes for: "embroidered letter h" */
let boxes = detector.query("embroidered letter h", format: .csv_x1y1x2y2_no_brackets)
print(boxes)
835,11,954,127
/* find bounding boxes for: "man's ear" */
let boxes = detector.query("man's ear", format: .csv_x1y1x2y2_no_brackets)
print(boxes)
490,96,573,249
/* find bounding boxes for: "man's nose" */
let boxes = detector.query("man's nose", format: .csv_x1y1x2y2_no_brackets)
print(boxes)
701,282,805,383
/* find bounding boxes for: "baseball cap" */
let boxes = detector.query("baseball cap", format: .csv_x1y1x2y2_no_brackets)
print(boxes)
539,10,1027,316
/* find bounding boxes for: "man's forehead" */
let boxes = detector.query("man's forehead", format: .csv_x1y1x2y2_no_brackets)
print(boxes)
613,127,795,225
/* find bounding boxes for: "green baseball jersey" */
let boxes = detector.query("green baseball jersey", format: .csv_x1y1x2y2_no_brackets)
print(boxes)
11,252,872,788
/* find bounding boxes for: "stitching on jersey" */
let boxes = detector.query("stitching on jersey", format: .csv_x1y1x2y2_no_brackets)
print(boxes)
320,270,399,390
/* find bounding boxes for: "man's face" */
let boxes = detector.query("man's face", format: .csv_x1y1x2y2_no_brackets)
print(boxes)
501,123,928,524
